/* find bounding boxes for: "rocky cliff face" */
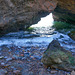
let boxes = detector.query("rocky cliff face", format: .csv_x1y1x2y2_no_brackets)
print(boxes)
0,0,75,36
0,0,57,36
53,0,75,24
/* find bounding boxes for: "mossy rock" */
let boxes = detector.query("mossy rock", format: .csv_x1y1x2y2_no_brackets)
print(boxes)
68,30,75,40
41,40,75,71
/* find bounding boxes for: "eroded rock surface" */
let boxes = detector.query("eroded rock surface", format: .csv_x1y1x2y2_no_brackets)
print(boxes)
41,40,75,71
53,0,75,24
0,0,57,36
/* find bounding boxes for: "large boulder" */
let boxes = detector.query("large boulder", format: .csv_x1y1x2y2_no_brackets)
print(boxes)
52,0,75,24
41,40,75,71
0,0,57,36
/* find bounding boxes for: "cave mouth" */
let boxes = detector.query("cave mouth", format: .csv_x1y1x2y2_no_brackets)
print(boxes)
31,13,54,28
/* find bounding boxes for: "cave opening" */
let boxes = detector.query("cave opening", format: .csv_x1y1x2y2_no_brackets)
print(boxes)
31,13,54,28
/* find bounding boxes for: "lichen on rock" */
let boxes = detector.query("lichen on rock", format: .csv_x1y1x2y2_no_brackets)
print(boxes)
41,40,75,71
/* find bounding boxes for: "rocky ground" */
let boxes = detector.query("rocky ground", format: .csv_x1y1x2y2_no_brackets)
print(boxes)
0,44,75,75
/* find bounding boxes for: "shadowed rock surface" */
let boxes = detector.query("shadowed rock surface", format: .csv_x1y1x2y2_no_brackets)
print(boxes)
41,40,75,71
0,0,57,36
68,30,75,41
53,0,75,24
0,0,75,36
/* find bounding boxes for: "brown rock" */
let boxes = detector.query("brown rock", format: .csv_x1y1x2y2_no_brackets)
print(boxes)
13,70,21,74
53,0,75,24
0,0,57,36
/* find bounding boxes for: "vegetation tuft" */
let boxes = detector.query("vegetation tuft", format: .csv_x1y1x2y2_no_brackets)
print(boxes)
26,27,35,32
52,21,73,30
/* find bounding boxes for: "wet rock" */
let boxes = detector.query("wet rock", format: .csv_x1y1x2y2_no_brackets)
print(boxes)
41,40,75,71
68,30,75,41
0,56,4,59
13,70,21,74
12,55,19,60
66,73,70,75
71,70,75,75
20,54,24,57
6,58,12,62
50,69,57,74
53,0,75,24
0,69,7,75
1,63,5,66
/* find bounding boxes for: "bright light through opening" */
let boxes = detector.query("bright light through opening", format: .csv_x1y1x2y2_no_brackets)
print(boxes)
31,13,54,27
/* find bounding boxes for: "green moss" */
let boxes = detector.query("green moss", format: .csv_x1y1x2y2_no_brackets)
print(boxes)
68,56,75,65
26,27,35,32
52,21,71,30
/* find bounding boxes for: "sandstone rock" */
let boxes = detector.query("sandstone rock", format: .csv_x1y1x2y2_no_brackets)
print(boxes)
53,0,75,24
41,40,75,71
0,0,57,36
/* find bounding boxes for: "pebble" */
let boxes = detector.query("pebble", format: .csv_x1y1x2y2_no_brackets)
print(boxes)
4,56,8,59
12,55,19,59
50,70,57,74
13,70,21,74
0,69,7,75
1,62,5,66
66,73,70,75
21,54,24,57
6,58,12,61
71,70,75,75
0,56,4,59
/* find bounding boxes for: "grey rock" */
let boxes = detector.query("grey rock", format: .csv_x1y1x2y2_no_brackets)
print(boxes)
42,40,75,71
0,69,7,75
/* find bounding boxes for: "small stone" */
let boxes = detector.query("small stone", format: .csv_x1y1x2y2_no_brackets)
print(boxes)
0,69,7,75
6,58,12,61
12,55,19,59
1,62,5,66
50,70,57,74
13,70,21,74
21,54,24,57
12,57,15,60
0,56,4,59
71,70,75,75
66,73,70,75
4,56,8,59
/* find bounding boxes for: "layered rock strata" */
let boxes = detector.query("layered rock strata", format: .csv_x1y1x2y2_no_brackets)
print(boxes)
52,0,75,24
0,0,57,36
